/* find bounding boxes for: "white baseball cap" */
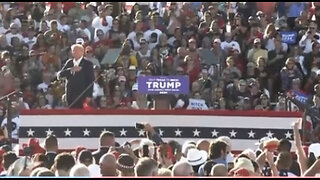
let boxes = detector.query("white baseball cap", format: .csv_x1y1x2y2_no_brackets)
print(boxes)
76,38,84,45
309,143,320,158
214,38,221,44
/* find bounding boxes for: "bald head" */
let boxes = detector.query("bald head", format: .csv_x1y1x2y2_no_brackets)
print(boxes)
172,161,194,177
100,153,116,165
69,164,90,177
211,164,228,176
196,140,210,153
99,153,117,176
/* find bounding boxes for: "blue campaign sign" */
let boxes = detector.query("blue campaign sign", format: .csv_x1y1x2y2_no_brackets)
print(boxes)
137,76,190,94
280,31,297,45
293,90,308,103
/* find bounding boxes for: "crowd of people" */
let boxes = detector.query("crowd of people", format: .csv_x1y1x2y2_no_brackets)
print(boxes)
0,2,320,177
0,2,319,111
0,120,318,177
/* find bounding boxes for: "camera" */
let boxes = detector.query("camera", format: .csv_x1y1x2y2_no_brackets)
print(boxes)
23,146,32,156
135,123,145,130
142,145,149,157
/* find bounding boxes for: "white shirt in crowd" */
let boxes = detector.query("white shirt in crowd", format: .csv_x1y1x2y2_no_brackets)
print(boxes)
137,50,151,59
144,29,162,50
76,27,92,41
265,38,288,52
167,36,176,46
6,33,23,46
299,32,320,54
92,15,113,42
46,20,63,31
0,26,8,34
37,82,49,93
58,21,71,32
144,29,162,42
23,36,37,50
1,116,20,140
127,31,137,42
12,18,22,28
93,82,104,98
221,40,241,53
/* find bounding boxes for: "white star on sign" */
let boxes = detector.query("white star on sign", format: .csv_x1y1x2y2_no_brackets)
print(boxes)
158,129,164,137
45,128,54,136
229,130,237,138
175,129,182,137
285,131,292,139
193,129,201,137
64,128,72,137
101,128,108,134
248,130,255,138
211,129,219,137
83,128,90,136
27,128,35,137
266,131,274,138
119,128,127,137
138,129,145,137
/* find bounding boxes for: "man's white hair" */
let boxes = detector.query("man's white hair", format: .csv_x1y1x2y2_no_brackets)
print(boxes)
71,44,84,52
69,164,90,177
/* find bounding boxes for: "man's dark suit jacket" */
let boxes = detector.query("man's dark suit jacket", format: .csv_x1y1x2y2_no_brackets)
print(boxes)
58,58,94,108
92,147,109,164
45,152,57,169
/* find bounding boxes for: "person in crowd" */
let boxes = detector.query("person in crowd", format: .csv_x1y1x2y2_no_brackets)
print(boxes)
172,161,194,176
44,135,58,169
134,157,158,177
99,153,118,176
92,131,116,164
57,44,94,109
53,153,75,177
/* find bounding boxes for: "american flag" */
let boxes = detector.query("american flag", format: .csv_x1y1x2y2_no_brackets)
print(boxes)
18,110,301,152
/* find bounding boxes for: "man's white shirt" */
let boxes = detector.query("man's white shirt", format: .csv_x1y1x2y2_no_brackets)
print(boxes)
299,32,320,54
221,41,241,53
6,33,23,45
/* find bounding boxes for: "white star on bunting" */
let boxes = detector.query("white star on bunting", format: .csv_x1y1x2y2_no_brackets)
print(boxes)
175,129,182,137
266,130,274,138
64,128,72,137
83,128,90,136
101,128,108,134
193,129,201,137
248,130,255,138
45,128,54,136
27,128,35,137
211,129,219,137
285,131,292,139
229,130,237,138
138,129,145,137
119,128,127,137
158,129,164,137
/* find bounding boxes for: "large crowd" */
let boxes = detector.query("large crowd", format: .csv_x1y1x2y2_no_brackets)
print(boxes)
0,120,318,177
0,2,320,111
1,1,320,177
